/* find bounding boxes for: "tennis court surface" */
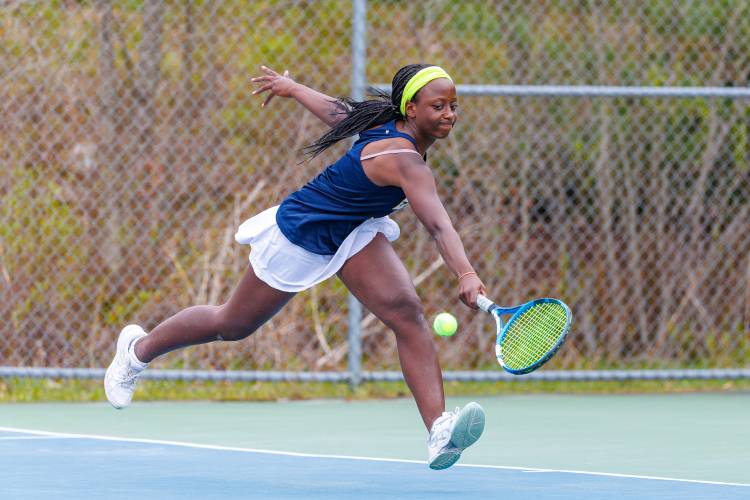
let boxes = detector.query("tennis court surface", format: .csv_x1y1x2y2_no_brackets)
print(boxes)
1,394,748,499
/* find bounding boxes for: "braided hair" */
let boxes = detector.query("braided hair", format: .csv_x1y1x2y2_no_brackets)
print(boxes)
304,63,432,158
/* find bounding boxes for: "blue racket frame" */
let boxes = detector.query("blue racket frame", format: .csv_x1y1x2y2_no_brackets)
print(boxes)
477,296,572,375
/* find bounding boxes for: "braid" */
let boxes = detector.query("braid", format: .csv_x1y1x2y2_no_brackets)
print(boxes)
304,63,432,158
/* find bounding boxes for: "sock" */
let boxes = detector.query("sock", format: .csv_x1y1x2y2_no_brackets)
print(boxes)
128,338,148,369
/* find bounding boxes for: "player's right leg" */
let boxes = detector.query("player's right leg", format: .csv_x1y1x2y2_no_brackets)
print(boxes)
337,234,485,469
104,264,295,408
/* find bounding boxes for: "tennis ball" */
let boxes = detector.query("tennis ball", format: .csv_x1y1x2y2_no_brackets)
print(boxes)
433,312,457,337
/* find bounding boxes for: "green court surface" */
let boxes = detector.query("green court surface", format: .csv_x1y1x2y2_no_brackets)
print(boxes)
1,393,748,485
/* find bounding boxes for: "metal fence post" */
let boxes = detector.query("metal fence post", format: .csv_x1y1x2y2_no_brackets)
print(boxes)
347,0,367,388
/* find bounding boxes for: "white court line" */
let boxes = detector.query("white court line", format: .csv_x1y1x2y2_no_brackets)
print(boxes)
0,426,748,488
0,436,76,441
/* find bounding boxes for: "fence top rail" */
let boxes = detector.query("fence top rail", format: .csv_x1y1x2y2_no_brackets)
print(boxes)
369,84,750,98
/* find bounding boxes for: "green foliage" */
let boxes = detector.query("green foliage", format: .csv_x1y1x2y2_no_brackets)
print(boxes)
1,168,91,336
2,169,82,263
103,290,161,328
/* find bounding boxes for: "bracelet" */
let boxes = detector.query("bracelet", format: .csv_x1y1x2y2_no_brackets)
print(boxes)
457,271,477,281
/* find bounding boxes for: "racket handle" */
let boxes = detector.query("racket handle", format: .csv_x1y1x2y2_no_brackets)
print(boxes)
476,294,496,313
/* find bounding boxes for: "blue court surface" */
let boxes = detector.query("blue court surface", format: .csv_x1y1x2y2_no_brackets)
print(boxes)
2,426,748,500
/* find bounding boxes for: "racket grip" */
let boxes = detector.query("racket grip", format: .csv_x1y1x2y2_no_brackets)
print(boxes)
476,294,495,313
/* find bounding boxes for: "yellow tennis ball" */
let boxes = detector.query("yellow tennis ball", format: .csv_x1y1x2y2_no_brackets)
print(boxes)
433,312,457,336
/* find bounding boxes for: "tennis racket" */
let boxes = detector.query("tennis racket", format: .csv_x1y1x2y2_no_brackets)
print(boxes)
476,295,572,375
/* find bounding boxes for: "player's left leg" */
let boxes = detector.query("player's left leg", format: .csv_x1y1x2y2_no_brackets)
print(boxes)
105,264,295,409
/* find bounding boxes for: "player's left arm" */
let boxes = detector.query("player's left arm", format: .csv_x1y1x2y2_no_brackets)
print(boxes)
395,157,486,308
251,65,346,127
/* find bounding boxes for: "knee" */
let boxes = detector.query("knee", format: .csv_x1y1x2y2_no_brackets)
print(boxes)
213,305,257,342
379,291,427,330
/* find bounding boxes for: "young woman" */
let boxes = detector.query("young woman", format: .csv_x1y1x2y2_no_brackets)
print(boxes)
105,64,487,470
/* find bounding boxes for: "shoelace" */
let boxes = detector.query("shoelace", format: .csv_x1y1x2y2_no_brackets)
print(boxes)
115,355,139,388
428,407,460,447
120,367,138,388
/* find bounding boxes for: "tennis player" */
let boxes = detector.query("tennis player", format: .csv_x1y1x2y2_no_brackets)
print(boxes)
105,64,486,470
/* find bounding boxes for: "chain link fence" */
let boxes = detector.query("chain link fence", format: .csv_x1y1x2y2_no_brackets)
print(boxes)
2,1,749,379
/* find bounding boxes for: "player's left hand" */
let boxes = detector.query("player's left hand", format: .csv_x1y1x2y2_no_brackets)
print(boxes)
251,66,296,107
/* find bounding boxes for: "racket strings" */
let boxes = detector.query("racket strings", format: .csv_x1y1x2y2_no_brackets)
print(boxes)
501,302,568,370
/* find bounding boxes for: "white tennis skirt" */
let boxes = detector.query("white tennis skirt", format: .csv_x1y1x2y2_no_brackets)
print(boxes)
234,206,400,292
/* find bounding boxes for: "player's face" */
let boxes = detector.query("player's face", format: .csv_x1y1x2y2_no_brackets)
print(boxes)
410,79,458,139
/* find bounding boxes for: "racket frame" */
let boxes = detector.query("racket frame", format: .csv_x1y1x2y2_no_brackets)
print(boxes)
477,295,572,375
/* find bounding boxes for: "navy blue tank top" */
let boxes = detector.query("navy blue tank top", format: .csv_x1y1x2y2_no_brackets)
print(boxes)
276,120,418,255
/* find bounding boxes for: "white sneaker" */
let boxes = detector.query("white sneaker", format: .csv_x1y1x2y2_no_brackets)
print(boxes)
427,401,485,470
104,325,148,409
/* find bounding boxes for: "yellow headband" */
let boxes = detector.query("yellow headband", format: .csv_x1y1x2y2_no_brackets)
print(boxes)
400,66,453,115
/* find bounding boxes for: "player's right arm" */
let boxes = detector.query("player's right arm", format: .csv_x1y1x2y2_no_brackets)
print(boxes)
251,65,346,127
398,159,486,308
364,146,486,308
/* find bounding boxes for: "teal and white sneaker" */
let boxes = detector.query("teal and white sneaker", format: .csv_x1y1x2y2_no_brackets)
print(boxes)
427,402,485,470
104,325,148,409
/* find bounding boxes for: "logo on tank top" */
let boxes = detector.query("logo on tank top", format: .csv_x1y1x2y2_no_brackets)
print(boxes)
390,198,409,213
